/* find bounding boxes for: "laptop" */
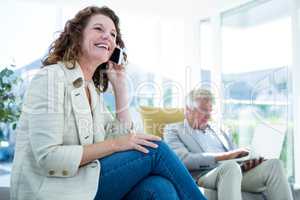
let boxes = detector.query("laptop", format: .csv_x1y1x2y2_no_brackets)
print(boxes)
219,123,286,163
249,123,286,159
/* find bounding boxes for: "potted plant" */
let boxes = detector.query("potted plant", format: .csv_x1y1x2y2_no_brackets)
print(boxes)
0,67,23,161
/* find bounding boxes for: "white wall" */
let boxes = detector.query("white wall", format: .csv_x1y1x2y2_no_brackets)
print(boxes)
290,0,300,187
3,0,255,19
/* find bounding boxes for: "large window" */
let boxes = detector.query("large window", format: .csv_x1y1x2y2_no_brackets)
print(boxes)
200,19,213,86
221,0,293,180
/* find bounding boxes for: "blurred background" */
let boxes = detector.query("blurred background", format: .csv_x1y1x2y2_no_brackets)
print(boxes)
0,0,300,198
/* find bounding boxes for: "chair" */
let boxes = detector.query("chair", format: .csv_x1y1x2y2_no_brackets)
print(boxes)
138,106,184,138
138,106,266,200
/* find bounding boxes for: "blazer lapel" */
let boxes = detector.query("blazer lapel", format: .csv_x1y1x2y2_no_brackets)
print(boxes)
182,121,231,152
88,83,106,142
59,62,93,145
183,120,206,152
70,87,93,145
209,124,230,151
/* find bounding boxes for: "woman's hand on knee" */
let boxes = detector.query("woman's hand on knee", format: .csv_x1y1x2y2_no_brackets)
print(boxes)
112,133,161,153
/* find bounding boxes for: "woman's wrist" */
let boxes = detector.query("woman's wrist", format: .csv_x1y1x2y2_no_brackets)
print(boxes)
106,139,119,153
112,82,129,99
111,79,127,91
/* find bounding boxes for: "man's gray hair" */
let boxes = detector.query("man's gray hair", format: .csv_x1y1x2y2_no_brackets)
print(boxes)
186,88,214,109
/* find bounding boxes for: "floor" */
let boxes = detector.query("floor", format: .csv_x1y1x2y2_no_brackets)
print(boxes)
1,161,300,200
0,162,11,187
0,162,11,200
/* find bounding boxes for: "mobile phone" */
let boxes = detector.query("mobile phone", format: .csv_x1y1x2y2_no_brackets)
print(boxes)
109,47,125,65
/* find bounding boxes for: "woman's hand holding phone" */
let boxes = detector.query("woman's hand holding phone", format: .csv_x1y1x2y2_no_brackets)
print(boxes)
106,47,127,89
106,61,126,89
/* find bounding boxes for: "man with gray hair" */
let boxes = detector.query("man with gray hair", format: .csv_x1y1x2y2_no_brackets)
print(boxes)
164,88,293,200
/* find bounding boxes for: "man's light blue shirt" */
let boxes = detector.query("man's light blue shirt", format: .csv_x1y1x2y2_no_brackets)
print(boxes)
184,120,228,153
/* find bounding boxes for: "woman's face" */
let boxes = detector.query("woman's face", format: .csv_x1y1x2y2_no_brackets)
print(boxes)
80,14,117,64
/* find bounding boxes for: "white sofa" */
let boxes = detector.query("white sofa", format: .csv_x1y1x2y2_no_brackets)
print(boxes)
204,188,266,200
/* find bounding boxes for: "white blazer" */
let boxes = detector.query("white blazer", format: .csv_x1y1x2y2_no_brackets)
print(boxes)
10,62,131,200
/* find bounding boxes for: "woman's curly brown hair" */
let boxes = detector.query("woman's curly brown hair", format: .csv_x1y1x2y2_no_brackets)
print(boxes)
42,6,125,92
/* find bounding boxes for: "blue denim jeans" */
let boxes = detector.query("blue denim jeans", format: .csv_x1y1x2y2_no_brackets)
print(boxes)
94,141,206,200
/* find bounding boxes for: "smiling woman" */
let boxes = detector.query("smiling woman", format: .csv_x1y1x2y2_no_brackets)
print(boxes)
10,6,206,200
80,14,117,65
